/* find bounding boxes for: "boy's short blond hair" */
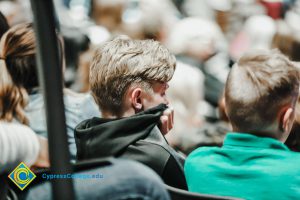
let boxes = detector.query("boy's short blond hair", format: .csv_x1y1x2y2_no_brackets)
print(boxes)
225,49,300,132
90,35,176,115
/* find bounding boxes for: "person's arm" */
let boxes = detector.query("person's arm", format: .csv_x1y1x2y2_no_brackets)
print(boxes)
0,122,49,173
33,135,50,168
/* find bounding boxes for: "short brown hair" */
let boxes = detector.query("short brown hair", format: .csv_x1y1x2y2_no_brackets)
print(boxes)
225,49,299,132
90,35,176,116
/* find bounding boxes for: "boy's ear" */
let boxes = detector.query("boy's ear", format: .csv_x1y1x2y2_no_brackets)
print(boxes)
131,88,142,111
282,107,294,133
279,107,295,142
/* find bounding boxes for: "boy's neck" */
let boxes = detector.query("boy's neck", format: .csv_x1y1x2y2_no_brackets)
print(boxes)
102,108,135,119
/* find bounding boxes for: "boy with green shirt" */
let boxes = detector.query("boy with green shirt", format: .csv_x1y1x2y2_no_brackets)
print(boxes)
185,49,300,200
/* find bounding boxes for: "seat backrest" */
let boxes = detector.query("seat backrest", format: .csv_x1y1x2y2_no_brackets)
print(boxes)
165,184,243,200
2,157,115,200
0,174,9,200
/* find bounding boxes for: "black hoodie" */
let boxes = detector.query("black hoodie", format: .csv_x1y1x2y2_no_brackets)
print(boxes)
75,104,187,189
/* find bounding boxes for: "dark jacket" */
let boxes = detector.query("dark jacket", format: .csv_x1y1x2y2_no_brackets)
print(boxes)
75,104,187,189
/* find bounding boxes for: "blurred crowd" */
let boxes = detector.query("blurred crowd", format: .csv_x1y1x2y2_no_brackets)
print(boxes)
2,0,300,154
1,0,300,156
1,0,300,199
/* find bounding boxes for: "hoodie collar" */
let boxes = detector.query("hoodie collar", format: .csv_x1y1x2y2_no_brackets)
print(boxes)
75,104,168,159
223,132,290,151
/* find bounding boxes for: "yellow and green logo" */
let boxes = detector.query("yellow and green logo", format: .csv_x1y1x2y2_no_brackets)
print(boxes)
8,162,36,190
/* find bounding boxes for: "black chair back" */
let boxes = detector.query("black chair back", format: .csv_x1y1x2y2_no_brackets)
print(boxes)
165,184,243,200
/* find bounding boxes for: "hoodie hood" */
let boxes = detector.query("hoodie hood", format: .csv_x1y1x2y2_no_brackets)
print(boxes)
75,104,168,160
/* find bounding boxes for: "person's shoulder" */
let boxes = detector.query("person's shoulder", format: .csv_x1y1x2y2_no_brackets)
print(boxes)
63,89,100,115
187,146,220,160
184,146,220,174
280,150,300,169
133,139,171,158
262,149,300,178
63,88,93,103
75,117,98,133
0,121,34,134
281,160,300,187
185,146,220,166
283,149,300,157
26,92,44,111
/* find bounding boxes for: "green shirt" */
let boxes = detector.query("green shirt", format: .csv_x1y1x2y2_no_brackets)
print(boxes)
185,133,300,200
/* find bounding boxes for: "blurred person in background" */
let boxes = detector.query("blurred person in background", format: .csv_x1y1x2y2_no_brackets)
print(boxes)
0,122,49,199
181,0,266,40
166,17,230,107
0,11,9,39
166,71,230,154
0,0,31,26
0,15,50,197
272,20,300,62
230,15,276,61
165,61,205,151
62,28,91,87
0,23,100,160
70,26,111,92
285,0,300,33
121,0,180,41
90,0,180,41
72,47,96,92
91,0,126,34
163,17,231,153
0,125,49,175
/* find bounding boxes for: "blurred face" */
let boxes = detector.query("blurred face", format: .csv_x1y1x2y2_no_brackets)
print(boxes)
141,81,169,110
93,4,123,31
